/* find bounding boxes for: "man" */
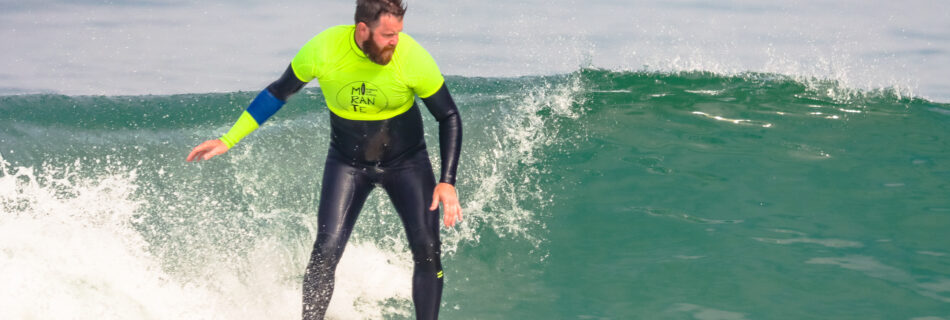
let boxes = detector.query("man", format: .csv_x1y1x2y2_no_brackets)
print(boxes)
186,0,462,319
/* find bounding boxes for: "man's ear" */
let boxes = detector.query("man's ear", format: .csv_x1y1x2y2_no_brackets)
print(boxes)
356,22,369,36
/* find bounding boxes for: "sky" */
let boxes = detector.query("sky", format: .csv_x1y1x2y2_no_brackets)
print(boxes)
1,0,948,101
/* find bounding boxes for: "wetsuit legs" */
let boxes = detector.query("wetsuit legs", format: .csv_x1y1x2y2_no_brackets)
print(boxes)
302,149,444,320
382,151,444,320
302,154,375,320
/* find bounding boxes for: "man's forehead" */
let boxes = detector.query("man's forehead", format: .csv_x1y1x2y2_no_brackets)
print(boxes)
373,14,403,33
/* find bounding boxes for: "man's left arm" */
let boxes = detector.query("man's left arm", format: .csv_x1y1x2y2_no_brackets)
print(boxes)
422,83,463,227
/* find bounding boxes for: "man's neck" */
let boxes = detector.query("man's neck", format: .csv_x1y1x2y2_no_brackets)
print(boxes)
354,24,369,53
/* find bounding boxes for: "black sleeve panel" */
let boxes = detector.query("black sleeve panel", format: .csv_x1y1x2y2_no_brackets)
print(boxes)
266,64,308,102
421,83,463,185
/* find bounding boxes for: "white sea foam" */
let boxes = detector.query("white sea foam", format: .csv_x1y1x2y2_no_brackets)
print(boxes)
0,154,219,319
0,153,418,319
453,74,584,253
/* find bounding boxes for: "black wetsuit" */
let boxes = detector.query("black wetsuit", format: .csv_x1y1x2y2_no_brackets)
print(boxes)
266,65,461,320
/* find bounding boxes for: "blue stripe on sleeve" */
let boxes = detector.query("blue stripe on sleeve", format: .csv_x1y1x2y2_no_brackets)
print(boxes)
246,89,286,125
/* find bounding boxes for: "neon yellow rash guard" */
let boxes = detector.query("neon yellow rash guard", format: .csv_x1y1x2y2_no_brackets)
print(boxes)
293,25,445,120
220,25,445,148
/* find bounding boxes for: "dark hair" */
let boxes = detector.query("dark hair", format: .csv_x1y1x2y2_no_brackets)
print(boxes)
355,0,407,26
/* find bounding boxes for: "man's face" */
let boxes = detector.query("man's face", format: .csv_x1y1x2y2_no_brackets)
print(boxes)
362,14,402,65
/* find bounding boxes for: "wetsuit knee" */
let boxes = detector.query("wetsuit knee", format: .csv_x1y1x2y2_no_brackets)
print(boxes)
310,231,351,268
409,240,444,320
410,241,443,272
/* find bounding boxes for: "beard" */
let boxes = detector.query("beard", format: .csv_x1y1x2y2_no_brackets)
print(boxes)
362,32,396,65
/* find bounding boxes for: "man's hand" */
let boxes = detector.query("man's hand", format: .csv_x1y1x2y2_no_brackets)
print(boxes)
186,139,229,162
430,182,462,227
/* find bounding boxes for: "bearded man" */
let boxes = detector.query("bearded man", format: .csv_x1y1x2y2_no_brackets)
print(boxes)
187,1,462,318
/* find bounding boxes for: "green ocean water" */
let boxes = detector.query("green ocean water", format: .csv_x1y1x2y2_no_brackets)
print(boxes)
1,70,949,319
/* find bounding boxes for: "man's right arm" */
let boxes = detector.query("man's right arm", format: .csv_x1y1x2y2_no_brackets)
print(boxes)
186,65,307,162
219,65,308,148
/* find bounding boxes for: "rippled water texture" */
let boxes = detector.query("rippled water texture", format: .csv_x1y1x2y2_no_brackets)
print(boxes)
3,1,950,318
2,70,949,318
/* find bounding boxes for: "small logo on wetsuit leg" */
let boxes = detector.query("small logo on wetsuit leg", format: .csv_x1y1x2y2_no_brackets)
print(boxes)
336,81,389,114
436,270,444,279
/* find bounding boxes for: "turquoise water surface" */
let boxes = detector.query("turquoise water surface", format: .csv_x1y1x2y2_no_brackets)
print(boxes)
3,0,950,318
2,70,949,319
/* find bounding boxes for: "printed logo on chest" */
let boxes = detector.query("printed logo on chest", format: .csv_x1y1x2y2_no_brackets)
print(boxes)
336,81,389,114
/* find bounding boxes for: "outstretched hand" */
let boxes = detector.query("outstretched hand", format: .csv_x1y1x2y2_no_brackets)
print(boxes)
430,182,462,227
186,139,229,162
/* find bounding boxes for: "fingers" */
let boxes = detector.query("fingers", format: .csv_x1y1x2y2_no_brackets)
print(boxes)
442,199,461,227
430,192,441,211
432,184,463,227
443,207,453,227
444,206,461,227
432,192,455,227
187,140,226,162
187,141,209,162
444,213,454,227
186,148,204,162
